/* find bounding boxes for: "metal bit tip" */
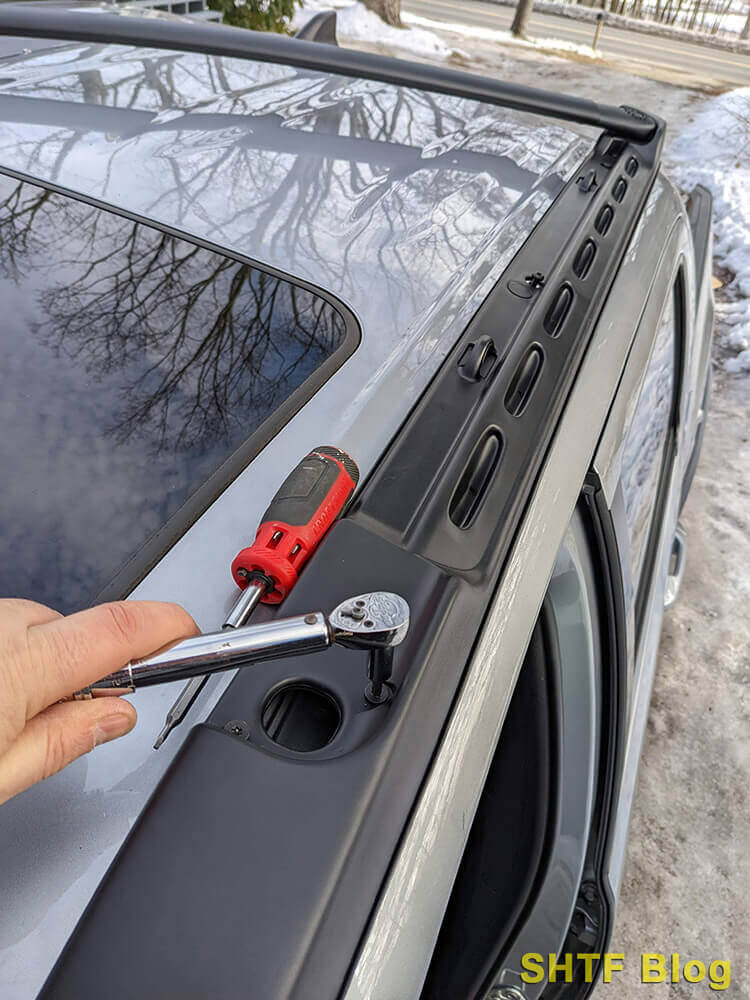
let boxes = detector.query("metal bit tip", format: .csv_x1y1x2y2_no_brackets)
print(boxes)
153,721,173,750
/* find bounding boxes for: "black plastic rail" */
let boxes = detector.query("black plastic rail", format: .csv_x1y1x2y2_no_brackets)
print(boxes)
0,5,657,142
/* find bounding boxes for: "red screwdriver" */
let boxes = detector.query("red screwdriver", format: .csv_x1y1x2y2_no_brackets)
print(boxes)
153,445,359,748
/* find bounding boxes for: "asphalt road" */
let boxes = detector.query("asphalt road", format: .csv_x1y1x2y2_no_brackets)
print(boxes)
403,0,750,87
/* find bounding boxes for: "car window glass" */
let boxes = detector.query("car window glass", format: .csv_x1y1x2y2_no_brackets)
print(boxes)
0,174,348,614
620,287,676,597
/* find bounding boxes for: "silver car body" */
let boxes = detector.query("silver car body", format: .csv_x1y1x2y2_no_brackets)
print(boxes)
0,24,712,1000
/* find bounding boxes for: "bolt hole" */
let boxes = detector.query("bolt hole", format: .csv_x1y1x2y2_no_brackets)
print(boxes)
262,683,341,752
355,600,366,607
364,620,373,627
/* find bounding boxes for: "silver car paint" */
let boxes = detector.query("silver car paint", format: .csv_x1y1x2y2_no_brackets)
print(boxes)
0,41,592,997
343,177,688,1000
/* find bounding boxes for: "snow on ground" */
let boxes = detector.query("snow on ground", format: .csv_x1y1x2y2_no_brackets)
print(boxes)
293,1,453,60
529,0,747,37
402,11,603,59
611,0,746,36
294,1,602,61
666,88,750,372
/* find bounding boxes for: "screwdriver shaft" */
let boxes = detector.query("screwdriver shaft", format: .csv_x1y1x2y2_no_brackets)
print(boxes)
223,579,265,629
153,581,266,749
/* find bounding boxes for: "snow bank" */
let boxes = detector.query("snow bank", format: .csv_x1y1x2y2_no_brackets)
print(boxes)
294,2,602,62
402,11,603,59
480,0,750,54
293,1,453,60
668,88,750,373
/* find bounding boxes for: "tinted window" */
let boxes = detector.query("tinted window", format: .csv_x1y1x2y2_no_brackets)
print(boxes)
0,176,348,614
620,285,677,597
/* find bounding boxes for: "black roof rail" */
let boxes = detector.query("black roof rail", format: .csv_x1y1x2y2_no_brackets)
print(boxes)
0,5,658,142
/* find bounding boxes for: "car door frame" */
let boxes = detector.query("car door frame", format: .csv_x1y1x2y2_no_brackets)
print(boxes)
592,206,697,902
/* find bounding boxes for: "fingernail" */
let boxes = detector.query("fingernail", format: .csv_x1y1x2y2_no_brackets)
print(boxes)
94,713,134,747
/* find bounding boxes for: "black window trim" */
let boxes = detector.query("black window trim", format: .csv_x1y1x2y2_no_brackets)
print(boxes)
0,164,360,606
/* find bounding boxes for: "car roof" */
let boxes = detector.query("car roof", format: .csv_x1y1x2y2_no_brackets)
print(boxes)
0,38,591,342
0,33,595,607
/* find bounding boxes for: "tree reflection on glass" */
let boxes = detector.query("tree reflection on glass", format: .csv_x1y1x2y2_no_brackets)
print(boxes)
0,46,572,324
0,175,346,453
0,173,348,612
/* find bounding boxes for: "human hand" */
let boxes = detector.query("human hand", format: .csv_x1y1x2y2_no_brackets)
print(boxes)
0,598,197,805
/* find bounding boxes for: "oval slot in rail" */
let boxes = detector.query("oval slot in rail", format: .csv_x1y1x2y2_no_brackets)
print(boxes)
573,238,597,279
544,284,574,338
595,204,614,236
449,430,503,529
613,177,628,202
505,345,544,417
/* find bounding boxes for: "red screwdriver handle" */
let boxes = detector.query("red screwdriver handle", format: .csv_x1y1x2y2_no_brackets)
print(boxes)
230,446,359,604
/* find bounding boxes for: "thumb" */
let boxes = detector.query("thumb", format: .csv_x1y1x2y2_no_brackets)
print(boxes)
0,698,136,805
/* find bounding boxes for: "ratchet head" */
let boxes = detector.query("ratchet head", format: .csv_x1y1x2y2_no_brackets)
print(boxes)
329,592,410,650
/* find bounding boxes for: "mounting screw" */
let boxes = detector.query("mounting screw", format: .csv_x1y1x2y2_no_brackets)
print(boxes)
236,567,249,580
582,881,597,903
304,614,318,625
224,719,250,740
488,988,525,1000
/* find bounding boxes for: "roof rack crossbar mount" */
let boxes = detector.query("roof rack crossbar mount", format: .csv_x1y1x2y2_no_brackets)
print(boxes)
0,6,657,142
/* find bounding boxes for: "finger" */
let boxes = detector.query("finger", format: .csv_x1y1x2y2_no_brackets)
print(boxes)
0,597,62,629
23,601,198,716
0,698,137,806
0,601,65,756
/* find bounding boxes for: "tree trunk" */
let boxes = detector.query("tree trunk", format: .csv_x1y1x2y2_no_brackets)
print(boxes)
687,0,699,31
510,0,535,38
363,0,402,27
742,6,750,39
